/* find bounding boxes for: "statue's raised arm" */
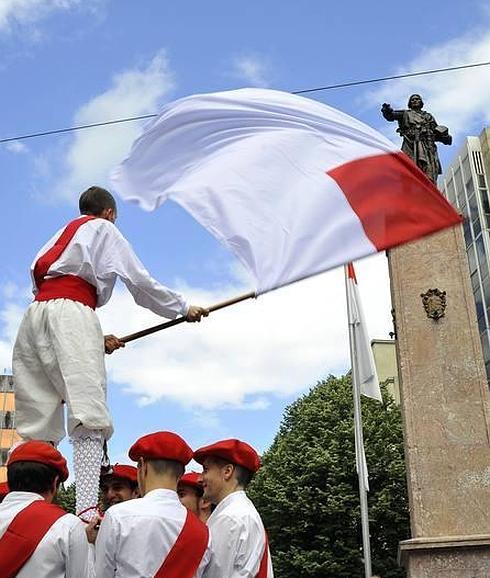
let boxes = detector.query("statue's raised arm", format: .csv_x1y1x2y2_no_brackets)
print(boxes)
381,102,404,122
381,93,452,183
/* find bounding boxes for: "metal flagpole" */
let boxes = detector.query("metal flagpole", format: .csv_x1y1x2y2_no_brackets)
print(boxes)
344,265,373,578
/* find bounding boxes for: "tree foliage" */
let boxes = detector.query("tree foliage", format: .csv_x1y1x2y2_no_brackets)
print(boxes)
248,374,409,578
55,482,76,514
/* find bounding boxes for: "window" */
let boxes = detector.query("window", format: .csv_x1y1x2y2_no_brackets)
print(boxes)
462,156,471,183
0,449,8,466
483,275,490,308
1,411,13,429
457,186,466,208
0,376,14,392
475,287,485,319
467,245,477,273
473,217,482,239
480,258,489,281
445,179,456,205
468,193,479,217
472,150,484,174
478,314,487,334
471,270,480,291
464,220,473,247
476,236,487,267
481,331,490,365
482,189,490,214
454,167,464,194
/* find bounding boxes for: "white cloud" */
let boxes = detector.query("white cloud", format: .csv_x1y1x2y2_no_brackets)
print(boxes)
230,54,271,87
95,254,392,411
0,0,103,32
0,255,392,412
3,140,28,154
0,285,28,374
49,50,175,203
365,27,490,139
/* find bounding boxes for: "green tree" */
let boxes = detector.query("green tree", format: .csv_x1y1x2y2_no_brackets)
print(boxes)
55,482,76,514
248,374,409,578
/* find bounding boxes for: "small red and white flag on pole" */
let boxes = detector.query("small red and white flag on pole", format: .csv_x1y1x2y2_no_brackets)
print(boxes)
346,263,382,402
345,262,379,495
112,88,462,294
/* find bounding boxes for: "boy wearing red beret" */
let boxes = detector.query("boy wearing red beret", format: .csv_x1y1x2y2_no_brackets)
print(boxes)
177,471,213,524
96,431,214,577
0,441,90,577
194,438,274,578
100,464,139,510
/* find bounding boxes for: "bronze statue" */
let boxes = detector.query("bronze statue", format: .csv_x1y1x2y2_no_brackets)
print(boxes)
381,94,452,183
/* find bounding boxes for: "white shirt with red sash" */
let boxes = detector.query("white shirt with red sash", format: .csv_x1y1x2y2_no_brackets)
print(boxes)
0,491,91,578
30,216,188,317
207,490,274,578
95,488,213,578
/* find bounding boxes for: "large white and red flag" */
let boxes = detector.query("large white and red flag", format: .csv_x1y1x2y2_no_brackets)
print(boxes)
111,88,461,294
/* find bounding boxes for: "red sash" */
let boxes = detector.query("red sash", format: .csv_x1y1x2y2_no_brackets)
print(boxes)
34,216,98,309
256,533,270,578
154,510,209,578
0,500,66,578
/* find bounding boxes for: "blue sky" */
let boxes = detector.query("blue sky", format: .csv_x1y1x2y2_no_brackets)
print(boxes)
1,0,489,470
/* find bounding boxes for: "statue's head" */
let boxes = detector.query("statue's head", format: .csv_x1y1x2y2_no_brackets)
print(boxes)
408,94,424,110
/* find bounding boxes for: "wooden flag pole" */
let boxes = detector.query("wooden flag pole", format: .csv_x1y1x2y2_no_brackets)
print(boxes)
119,291,256,344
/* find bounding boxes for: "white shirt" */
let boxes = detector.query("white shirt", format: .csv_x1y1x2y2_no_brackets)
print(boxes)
207,490,274,578
0,491,91,578
95,488,213,578
31,217,188,318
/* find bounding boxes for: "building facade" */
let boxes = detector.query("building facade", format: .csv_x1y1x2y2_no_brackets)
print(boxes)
0,375,20,483
440,128,490,380
371,339,400,404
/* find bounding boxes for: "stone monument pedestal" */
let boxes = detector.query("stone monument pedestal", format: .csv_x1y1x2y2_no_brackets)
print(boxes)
399,535,490,577
389,224,490,577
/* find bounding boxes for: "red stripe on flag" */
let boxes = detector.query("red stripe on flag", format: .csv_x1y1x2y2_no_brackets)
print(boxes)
347,262,357,283
327,152,462,251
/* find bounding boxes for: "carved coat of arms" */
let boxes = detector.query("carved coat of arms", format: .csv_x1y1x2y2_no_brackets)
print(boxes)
421,288,446,320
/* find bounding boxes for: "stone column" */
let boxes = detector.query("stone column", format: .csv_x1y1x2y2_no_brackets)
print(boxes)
389,224,490,577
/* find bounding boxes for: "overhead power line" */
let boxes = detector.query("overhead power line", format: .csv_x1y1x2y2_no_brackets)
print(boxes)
1,60,489,145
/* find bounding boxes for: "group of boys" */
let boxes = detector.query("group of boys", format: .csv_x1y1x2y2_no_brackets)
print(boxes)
0,185,274,575
0,432,273,577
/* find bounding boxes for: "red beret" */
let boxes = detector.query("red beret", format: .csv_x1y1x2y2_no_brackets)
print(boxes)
129,432,193,465
7,441,69,482
194,439,261,472
103,464,138,484
178,472,203,491
0,482,9,499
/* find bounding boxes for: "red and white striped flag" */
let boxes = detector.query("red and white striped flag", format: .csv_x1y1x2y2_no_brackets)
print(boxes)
112,88,461,294
346,263,382,402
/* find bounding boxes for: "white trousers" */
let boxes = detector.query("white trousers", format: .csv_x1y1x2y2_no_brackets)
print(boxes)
13,299,113,443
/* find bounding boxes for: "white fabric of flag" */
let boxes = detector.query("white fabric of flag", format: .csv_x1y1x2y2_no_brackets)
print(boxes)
111,88,461,295
346,263,381,492
346,263,382,401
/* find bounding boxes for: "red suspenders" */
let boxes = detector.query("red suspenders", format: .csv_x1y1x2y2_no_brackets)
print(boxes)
34,215,98,309
256,533,270,578
0,501,66,578
154,510,209,578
